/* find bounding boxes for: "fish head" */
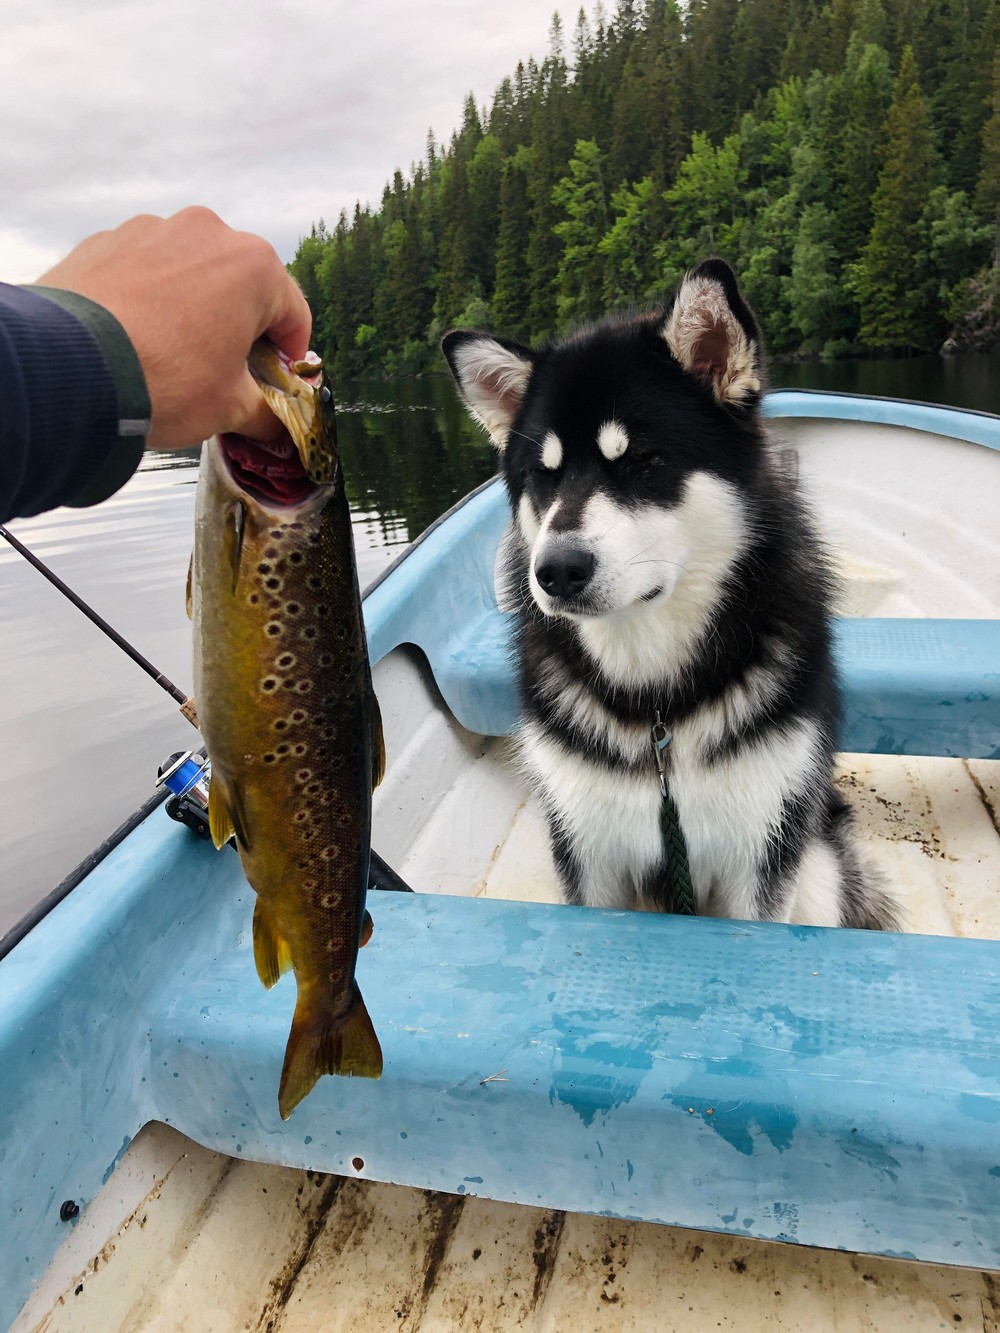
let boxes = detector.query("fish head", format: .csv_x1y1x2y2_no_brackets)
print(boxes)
210,341,338,514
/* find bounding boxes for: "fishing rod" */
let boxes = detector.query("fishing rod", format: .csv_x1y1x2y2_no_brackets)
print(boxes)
0,523,412,893
0,524,199,726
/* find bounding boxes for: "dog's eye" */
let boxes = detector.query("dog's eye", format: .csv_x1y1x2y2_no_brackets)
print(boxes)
529,466,559,486
621,449,660,470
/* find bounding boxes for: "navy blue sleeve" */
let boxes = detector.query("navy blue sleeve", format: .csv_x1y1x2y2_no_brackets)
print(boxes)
0,283,149,524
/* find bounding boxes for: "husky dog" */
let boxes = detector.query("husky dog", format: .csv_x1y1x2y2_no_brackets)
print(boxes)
442,259,897,929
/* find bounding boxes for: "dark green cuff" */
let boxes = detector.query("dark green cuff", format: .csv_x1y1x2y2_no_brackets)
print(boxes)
23,285,151,508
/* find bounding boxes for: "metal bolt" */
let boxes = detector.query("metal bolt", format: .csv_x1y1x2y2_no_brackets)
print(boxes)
60,1200,80,1222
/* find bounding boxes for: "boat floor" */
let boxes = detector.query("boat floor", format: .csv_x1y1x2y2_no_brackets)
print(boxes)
19,720,1000,1331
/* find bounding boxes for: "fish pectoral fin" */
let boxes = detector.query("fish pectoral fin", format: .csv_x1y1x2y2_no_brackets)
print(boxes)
371,693,386,790
253,900,294,989
185,554,193,620
278,987,383,1119
360,909,374,948
207,770,252,852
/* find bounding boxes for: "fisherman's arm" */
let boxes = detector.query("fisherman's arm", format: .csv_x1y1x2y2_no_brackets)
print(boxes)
0,282,144,524
1,208,311,524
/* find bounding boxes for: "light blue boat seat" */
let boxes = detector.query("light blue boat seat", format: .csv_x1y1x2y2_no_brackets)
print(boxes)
364,478,1000,760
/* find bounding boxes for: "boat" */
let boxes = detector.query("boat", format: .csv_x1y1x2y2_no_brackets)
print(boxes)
3,390,999,1330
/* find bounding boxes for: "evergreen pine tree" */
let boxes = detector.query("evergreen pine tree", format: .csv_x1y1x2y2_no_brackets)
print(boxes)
856,46,938,348
552,139,610,327
492,149,535,340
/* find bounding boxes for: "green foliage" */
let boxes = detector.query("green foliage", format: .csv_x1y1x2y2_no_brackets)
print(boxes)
553,139,609,327
856,46,937,349
292,1,999,375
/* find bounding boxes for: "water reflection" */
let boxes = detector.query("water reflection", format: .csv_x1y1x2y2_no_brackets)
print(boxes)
336,376,497,547
770,349,999,414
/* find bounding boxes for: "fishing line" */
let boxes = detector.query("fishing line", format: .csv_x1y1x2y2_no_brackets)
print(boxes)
0,523,198,723
0,523,413,894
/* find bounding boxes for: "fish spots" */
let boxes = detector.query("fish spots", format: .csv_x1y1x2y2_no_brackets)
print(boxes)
263,753,276,764
301,626,318,641
264,547,279,560
265,577,283,591
321,889,342,907
286,602,302,616
316,604,329,617
295,680,313,694
277,653,296,669
293,743,308,756
258,562,272,575
261,677,279,693
266,622,282,637
248,593,260,605
273,719,287,731
275,743,290,756
294,811,309,823
289,551,304,566
305,781,321,795
320,846,339,862
296,768,313,783
292,709,307,723
306,576,323,592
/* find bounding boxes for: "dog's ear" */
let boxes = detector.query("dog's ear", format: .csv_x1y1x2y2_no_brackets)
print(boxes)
661,259,762,406
441,330,536,449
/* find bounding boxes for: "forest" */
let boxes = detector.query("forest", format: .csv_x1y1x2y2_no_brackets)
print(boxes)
290,0,1000,380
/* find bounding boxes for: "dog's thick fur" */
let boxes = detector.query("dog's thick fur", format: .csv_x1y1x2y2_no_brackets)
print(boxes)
443,259,898,928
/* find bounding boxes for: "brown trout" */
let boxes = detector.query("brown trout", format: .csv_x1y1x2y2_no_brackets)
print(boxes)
190,341,384,1119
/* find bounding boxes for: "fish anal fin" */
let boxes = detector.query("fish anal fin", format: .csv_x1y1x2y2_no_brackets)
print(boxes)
253,900,294,989
207,772,235,850
278,987,382,1119
371,693,386,790
208,770,252,852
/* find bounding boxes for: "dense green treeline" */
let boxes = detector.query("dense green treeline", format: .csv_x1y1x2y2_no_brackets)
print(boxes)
292,0,1000,378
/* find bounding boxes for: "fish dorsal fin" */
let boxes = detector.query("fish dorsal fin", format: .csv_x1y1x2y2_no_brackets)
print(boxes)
371,693,386,790
185,554,193,620
360,908,374,948
253,900,294,989
208,770,252,852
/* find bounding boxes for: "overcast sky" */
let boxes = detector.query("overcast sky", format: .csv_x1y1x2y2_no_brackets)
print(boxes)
0,1,571,282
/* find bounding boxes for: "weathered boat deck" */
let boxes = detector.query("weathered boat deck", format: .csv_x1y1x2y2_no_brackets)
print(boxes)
19,1116,1000,1331
13,407,1000,1330
17,720,1000,1332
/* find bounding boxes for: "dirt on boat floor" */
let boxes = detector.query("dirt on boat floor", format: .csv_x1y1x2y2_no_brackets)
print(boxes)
24,1123,1000,1332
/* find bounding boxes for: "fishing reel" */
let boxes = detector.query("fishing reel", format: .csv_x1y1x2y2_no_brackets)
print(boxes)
156,750,217,841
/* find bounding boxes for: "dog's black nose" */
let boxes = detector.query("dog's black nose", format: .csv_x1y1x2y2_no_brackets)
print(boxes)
535,546,595,600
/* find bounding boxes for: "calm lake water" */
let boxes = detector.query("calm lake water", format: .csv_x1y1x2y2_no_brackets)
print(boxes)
1,351,997,939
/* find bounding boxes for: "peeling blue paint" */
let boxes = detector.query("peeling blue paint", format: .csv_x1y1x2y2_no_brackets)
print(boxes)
101,1135,132,1186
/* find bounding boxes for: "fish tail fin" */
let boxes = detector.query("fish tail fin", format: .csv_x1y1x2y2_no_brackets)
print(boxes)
278,987,383,1120
253,900,294,989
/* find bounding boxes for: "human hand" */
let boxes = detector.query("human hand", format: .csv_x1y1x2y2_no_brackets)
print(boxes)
36,207,312,450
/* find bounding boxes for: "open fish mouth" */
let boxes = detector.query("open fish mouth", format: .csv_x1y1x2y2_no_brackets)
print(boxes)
219,431,319,508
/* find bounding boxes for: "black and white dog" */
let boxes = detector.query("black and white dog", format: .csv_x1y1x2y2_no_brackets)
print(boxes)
443,259,898,929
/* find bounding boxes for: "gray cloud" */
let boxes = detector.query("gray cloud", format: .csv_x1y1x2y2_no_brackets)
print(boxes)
1,0,562,279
